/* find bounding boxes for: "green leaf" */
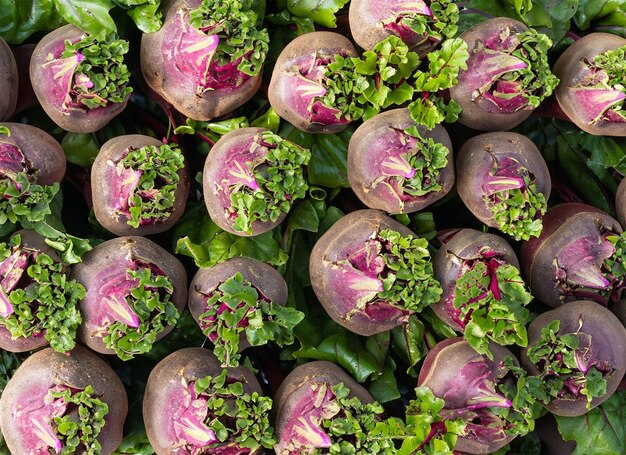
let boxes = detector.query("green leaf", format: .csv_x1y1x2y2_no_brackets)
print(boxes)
61,133,100,167
53,0,117,38
556,390,626,455
286,0,349,28
294,329,381,382
0,0,63,44
251,107,281,132
112,432,153,455
367,359,401,403
125,0,163,33
173,202,288,269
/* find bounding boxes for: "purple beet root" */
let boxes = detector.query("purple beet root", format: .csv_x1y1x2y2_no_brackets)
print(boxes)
520,203,625,308
553,33,626,137
268,31,357,133
0,344,127,455
348,108,455,214
521,300,626,416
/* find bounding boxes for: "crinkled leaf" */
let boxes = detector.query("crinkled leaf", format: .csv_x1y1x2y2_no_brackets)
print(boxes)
286,0,349,28
556,390,626,455
53,0,117,38
174,202,288,269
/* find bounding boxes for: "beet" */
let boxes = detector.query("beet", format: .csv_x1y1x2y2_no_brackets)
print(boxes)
553,33,626,136
309,209,441,336
202,127,310,236
0,230,84,353
449,17,558,131
188,257,302,367
520,203,624,307
456,132,551,241
141,0,268,121
348,0,460,56
0,36,17,121
72,236,188,360
433,229,531,358
347,108,455,214
30,25,132,133
418,337,524,454
521,300,626,416
273,361,373,454
91,135,190,237
0,344,127,455
143,347,272,454
268,31,357,133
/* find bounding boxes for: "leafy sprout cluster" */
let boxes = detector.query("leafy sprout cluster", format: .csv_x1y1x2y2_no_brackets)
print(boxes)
452,255,532,359
191,369,276,452
103,262,179,360
189,0,269,80
319,35,469,128
228,131,311,234
49,385,109,455
0,234,85,352
198,272,304,367
374,229,442,314
307,383,465,454
61,34,132,109
507,30,559,109
402,126,449,197
117,143,185,228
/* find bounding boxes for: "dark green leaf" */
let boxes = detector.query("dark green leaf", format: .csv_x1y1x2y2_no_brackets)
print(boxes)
556,390,626,455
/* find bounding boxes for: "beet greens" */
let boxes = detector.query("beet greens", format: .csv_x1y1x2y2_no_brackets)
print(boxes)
192,269,303,367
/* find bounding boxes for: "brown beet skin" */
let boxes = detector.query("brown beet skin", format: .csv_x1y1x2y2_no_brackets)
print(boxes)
72,236,188,355
0,36,17,121
30,25,130,133
91,135,190,237
521,300,626,416
348,108,455,214
143,347,262,455
553,33,626,137
0,344,128,455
